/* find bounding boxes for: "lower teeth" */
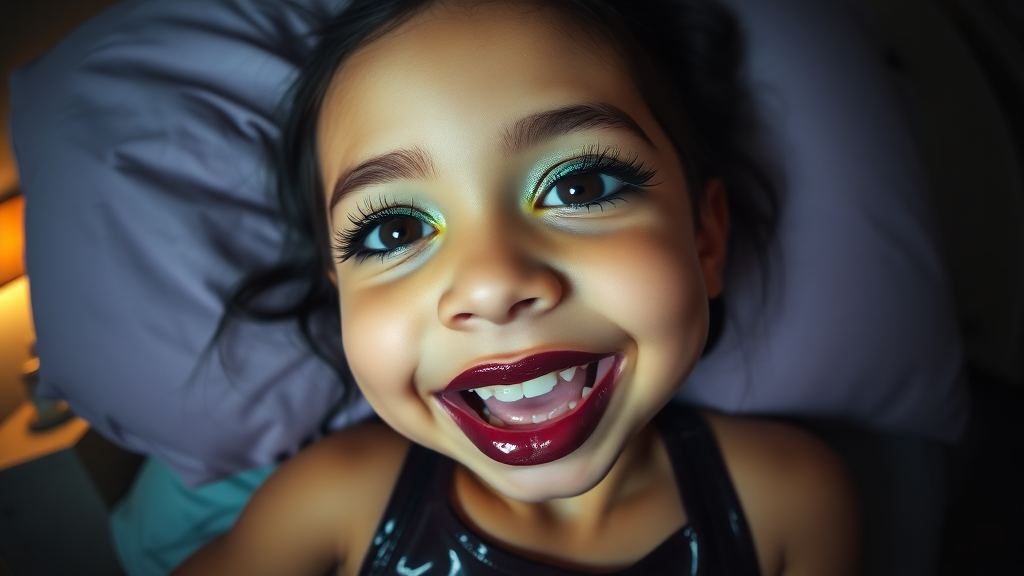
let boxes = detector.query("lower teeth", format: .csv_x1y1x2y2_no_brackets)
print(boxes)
487,396,584,427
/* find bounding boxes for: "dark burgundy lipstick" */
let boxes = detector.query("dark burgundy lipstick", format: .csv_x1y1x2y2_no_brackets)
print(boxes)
436,351,621,466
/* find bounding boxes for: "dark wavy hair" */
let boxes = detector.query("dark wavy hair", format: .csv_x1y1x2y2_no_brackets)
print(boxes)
221,0,778,432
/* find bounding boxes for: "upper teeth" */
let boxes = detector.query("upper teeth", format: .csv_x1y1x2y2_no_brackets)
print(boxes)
470,365,583,403
521,372,557,399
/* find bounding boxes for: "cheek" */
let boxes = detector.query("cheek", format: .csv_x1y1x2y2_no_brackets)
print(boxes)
339,283,426,406
579,227,709,374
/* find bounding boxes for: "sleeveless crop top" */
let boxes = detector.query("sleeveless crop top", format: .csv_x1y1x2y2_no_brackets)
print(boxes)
357,403,761,575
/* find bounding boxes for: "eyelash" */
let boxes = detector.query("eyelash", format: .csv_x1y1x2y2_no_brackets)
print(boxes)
332,198,434,264
535,146,656,211
331,148,657,264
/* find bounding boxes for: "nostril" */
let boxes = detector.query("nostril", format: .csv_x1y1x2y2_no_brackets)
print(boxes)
450,299,541,325
509,298,539,317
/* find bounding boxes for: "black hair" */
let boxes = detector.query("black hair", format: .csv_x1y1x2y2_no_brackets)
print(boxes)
220,0,778,430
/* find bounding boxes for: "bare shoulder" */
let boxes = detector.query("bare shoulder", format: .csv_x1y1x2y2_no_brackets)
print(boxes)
290,421,411,566
701,412,860,576
700,411,851,488
306,419,411,488
173,421,409,576
244,420,409,533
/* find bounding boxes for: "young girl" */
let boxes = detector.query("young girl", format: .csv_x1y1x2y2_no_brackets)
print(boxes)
174,0,858,573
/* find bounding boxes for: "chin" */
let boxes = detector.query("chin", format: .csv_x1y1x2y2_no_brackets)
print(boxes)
482,452,617,502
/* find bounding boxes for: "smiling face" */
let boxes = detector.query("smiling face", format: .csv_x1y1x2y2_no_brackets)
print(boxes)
317,1,728,502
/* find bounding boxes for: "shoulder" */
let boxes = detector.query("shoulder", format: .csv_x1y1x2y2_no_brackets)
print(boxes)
701,412,860,576
173,421,409,575
291,421,410,573
273,421,411,555
248,419,409,514
299,419,411,487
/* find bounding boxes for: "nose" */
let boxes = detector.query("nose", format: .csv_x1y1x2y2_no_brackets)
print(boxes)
437,231,563,329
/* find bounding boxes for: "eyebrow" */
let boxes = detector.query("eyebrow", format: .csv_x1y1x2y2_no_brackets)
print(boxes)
329,147,435,211
328,103,651,211
501,102,652,155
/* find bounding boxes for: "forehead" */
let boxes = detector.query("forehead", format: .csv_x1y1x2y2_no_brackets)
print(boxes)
317,2,646,173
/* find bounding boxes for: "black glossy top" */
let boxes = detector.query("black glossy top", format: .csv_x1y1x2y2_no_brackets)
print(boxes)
357,403,761,576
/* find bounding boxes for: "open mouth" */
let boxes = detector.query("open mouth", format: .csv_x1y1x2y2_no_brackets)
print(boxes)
436,351,622,466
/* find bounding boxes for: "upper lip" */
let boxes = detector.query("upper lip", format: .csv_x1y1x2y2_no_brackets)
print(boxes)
442,350,611,392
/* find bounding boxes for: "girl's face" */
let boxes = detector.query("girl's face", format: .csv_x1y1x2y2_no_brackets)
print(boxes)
318,1,728,502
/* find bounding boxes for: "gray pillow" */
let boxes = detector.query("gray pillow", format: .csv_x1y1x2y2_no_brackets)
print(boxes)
10,0,966,487
679,0,967,442
11,0,372,488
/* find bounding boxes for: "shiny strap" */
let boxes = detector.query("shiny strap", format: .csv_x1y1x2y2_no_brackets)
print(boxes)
656,403,762,576
358,443,440,576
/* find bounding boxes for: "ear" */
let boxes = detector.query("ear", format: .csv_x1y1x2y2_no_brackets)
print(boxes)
695,179,729,299
327,269,338,287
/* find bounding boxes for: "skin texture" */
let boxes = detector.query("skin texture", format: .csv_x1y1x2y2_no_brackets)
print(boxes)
173,3,859,575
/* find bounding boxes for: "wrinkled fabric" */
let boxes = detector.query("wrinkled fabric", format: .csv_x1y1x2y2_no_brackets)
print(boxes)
10,0,372,488
678,0,967,442
110,458,275,576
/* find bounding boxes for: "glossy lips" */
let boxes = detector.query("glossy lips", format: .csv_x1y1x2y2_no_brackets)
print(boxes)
436,351,621,466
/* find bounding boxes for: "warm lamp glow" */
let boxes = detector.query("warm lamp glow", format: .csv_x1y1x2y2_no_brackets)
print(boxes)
0,194,25,286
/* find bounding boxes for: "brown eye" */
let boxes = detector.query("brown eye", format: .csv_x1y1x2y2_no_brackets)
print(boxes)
541,172,624,207
363,215,432,251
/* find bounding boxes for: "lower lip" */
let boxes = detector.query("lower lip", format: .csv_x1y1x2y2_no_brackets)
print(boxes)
436,355,622,466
